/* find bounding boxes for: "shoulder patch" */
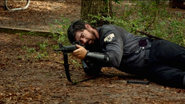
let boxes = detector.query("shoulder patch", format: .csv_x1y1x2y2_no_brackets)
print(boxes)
104,33,115,42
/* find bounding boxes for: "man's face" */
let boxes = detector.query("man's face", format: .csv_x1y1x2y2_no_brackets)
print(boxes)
75,29,97,46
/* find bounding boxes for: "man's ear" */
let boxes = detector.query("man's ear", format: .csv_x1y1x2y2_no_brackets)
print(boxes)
85,24,91,29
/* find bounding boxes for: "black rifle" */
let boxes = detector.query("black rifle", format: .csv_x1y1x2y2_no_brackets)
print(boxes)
55,43,76,83
54,42,89,84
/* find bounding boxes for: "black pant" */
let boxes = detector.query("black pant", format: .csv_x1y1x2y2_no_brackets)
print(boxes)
147,39,185,88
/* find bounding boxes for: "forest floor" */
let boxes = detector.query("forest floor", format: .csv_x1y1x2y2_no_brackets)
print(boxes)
0,0,185,104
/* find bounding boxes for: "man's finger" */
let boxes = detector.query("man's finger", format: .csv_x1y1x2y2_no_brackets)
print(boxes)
76,44,82,48
73,48,80,53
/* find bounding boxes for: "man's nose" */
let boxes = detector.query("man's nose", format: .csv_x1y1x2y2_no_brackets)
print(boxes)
80,38,87,45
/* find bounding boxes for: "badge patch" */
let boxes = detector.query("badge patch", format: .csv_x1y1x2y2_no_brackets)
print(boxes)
104,33,115,42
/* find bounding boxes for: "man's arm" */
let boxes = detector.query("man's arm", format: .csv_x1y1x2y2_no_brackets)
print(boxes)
85,52,110,64
73,44,110,65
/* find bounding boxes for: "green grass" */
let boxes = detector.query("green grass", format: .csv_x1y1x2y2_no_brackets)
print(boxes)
108,1,185,46
50,15,71,46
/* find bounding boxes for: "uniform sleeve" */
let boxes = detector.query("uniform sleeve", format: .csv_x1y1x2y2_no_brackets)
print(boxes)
101,32,124,68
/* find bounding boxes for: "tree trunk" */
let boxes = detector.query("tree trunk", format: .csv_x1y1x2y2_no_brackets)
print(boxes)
81,0,112,27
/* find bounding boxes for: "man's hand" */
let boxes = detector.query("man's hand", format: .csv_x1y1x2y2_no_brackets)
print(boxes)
72,44,87,60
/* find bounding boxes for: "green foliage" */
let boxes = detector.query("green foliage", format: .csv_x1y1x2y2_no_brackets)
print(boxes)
35,52,48,59
50,15,71,46
27,48,36,53
69,59,81,68
37,40,49,51
96,0,185,46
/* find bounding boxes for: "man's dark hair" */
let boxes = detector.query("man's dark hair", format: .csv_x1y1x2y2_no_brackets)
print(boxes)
67,20,86,44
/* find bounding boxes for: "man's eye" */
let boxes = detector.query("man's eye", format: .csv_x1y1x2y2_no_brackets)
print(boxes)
81,33,85,38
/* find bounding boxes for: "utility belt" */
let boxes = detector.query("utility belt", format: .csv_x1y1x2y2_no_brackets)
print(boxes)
138,38,156,65
142,39,151,65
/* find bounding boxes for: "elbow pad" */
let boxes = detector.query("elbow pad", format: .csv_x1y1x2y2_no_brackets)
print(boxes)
85,52,110,64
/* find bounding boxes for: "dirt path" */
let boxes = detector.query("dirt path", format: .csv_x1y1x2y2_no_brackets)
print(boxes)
0,0,81,32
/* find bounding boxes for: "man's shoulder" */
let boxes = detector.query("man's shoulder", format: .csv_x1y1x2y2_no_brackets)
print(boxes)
98,25,113,36
101,24,117,28
98,25,117,32
98,24,126,35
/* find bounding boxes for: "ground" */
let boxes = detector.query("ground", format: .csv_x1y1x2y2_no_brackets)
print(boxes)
0,0,185,104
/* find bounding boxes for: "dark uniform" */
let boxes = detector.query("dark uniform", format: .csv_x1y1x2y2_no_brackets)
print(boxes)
88,25,185,88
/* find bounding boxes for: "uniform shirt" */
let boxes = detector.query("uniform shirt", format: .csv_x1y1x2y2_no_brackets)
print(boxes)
96,25,146,70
